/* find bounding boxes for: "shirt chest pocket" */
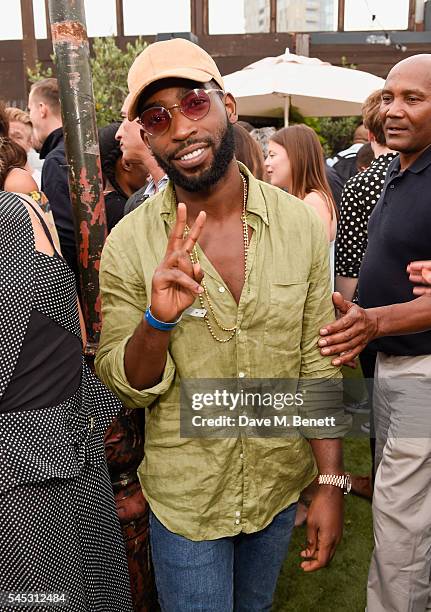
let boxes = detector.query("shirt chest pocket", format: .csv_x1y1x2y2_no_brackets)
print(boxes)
263,280,309,352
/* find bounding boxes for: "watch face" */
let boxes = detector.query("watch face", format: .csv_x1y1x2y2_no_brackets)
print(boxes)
345,474,352,493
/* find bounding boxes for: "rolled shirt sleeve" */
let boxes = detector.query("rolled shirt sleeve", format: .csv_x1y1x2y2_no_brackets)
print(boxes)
95,228,175,408
299,214,352,439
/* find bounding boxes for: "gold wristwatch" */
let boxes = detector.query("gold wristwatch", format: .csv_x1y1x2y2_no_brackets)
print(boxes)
318,473,352,494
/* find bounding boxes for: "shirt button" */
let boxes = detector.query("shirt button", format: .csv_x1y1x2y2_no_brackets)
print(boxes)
238,372,245,378
235,519,240,525
240,453,244,459
390,184,395,189
218,286,226,293
235,511,241,517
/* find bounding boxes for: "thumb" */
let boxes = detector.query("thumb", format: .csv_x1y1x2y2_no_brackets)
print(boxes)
422,268,431,284
332,291,350,313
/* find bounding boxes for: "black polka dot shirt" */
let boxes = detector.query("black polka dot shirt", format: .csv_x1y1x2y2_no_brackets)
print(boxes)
336,153,397,278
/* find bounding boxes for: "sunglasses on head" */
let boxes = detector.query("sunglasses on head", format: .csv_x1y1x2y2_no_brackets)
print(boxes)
138,88,224,137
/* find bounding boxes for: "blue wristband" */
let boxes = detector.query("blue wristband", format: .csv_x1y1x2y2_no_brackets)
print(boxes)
145,306,181,331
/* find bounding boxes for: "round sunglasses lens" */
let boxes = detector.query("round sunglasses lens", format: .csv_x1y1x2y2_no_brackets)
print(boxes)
181,90,211,120
142,107,170,135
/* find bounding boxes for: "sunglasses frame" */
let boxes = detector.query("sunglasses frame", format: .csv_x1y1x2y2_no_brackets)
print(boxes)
138,88,224,137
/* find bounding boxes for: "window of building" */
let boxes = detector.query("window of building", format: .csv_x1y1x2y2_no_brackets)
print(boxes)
344,0,409,31
0,0,23,40
84,0,117,36
276,0,338,32
33,0,47,38
22,0,117,39
123,0,191,35
209,0,270,34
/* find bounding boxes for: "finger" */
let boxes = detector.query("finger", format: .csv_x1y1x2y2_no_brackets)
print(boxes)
409,273,427,284
192,262,204,284
183,210,206,254
163,248,195,276
331,291,350,314
319,323,365,348
321,336,363,356
422,268,431,284
343,359,358,369
154,268,204,295
319,310,360,338
408,260,431,271
303,524,317,559
330,347,364,367
166,202,188,253
301,541,333,572
413,286,431,296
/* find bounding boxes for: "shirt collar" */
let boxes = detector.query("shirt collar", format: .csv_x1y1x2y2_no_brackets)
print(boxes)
389,144,431,177
159,162,269,226
39,127,63,159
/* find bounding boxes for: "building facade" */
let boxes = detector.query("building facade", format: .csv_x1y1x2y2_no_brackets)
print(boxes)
244,0,337,33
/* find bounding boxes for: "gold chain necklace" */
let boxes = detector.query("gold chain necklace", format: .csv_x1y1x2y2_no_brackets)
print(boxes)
184,173,249,343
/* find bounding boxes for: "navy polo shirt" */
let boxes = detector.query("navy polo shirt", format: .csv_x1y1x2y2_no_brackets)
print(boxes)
359,145,431,356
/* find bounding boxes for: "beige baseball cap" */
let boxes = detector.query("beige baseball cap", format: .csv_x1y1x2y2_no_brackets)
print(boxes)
127,38,224,121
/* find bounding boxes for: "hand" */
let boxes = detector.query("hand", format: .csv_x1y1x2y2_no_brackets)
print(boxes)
300,486,344,572
151,203,206,322
407,260,431,296
318,292,378,366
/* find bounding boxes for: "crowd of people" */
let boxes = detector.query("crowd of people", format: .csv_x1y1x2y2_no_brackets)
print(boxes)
1,36,431,612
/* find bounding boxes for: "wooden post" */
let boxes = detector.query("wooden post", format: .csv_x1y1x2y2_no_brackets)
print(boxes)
337,0,345,31
47,0,107,354
44,0,51,38
408,0,417,30
115,0,124,37
191,0,203,37
270,0,277,33
21,0,38,94
202,0,209,36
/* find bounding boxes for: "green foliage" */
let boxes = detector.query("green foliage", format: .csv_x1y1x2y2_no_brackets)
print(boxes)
287,106,328,152
286,105,361,157
27,60,53,83
90,36,148,126
27,36,148,126
340,55,358,70
317,116,362,157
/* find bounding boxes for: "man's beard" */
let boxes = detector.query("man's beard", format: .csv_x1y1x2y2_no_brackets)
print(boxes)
152,120,235,193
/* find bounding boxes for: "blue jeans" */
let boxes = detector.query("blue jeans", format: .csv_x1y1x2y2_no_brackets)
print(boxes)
149,504,297,612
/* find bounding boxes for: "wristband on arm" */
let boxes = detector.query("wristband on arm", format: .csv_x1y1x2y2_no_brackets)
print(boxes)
144,305,182,331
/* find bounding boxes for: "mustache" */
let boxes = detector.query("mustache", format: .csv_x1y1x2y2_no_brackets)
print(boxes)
168,137,214,161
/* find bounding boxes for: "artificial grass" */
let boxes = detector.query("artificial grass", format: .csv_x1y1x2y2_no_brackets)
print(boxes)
273,437,374,611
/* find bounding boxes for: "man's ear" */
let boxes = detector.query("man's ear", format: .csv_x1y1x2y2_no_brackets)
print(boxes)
224,93,238,124
141,129,151,149
39,102,48,119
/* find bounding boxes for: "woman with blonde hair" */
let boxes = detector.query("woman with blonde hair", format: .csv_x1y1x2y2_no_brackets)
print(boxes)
265,124,338,243
5,105,43,186
0,102,60,249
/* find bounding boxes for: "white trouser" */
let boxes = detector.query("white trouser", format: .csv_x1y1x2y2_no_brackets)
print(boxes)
367,353,431,612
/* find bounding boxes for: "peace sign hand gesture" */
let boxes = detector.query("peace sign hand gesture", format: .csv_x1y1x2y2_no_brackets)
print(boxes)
150,203,206,324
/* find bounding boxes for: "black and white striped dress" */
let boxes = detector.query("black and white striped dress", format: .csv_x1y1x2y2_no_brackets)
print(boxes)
0,191,133,611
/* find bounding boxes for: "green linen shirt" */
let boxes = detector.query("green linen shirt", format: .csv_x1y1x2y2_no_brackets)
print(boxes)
96,163,349,541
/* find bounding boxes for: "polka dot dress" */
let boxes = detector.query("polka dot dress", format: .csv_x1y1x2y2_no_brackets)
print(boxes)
0,192,133,611
336,153,397,279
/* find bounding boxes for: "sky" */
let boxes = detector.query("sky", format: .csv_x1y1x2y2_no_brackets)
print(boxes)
0,0,411,40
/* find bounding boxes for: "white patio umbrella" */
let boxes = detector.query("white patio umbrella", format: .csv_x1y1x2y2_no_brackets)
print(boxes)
223,49,385,125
